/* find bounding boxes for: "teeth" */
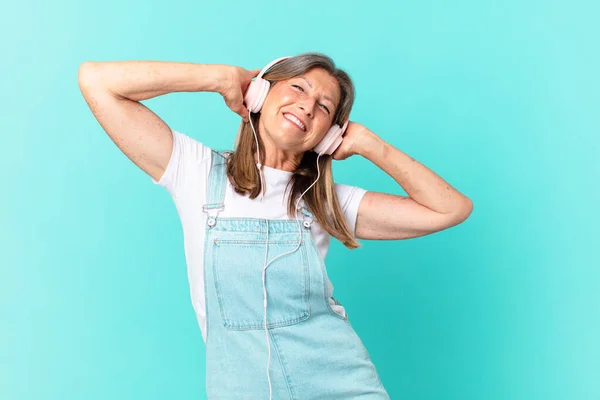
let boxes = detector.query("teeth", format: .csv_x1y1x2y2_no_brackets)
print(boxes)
284,113,305,131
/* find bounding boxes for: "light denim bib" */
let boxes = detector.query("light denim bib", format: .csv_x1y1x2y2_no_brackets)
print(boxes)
202,150,389,399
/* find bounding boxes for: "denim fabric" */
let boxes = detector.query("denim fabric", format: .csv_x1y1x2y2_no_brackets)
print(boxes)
202,150,389,399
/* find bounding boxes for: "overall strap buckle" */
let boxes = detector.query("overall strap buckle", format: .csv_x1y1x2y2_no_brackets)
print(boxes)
203,204,224,227
298,205,314,229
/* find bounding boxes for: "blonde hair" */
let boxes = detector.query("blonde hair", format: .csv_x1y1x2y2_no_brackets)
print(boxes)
225,52,360,249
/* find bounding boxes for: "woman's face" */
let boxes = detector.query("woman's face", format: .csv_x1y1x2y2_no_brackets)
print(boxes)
258,67,341,153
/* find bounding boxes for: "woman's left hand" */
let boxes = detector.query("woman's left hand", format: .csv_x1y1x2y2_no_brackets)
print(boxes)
331,121,374,161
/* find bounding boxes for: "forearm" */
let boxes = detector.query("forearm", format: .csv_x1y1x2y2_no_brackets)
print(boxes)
357,131,472,215
77,60,228,101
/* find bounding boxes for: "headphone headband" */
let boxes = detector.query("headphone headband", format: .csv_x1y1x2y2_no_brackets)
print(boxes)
257,56,291,79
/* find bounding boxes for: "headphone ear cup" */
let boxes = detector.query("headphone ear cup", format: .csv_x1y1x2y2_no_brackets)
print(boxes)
244,77,271,113
243,56,291,114
312,120,349,156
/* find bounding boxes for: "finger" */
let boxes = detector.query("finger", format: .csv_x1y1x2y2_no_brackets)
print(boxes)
226,89,250,121
228,90,243,111
232,99,249,121
240,106,250,122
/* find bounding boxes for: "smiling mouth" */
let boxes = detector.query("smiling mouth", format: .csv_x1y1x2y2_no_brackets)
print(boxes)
283,113,306,132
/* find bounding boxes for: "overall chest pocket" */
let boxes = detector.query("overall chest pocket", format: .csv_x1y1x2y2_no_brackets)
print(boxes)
212,239,310,330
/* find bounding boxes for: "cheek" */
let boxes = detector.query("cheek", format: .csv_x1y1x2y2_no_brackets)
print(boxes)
311,126,329,144
265,91,290,115
278,90,296,104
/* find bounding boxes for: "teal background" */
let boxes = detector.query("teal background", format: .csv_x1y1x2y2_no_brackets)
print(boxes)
1,0,598,398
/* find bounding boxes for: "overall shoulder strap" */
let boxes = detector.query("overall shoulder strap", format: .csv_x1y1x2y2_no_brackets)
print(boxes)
202,150,229,214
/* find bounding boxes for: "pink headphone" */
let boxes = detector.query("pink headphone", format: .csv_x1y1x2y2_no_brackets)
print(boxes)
243,56,349,156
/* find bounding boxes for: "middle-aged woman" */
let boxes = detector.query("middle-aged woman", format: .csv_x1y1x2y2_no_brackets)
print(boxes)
78,51,473,399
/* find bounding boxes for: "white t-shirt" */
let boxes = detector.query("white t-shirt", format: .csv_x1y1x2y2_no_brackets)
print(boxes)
152,129,368,343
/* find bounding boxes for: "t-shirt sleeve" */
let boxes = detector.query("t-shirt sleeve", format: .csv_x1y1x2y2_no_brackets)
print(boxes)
334,183,368,238
151,129,212,197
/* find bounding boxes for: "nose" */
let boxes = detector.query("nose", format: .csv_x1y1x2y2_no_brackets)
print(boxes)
298,99,316,118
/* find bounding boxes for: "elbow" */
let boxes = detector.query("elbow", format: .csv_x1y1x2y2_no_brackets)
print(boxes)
78,62,100,90
456,197,473,222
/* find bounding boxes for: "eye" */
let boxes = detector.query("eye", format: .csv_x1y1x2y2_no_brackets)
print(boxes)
292,84,330,114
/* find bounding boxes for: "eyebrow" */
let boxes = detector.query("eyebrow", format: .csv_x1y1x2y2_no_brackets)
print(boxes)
299,77,336,107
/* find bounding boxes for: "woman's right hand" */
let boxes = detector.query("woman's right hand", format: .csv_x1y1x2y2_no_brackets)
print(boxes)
219,66,262,122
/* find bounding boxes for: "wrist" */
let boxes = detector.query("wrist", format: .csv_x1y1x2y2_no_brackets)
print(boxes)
199,64,231,94
355,130,386,159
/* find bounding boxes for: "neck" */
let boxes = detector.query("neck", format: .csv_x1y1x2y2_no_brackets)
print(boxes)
255,151,301,172
254,136,303,172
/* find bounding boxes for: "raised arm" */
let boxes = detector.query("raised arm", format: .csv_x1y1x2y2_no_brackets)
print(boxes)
77,61,228,182
330,121,473,241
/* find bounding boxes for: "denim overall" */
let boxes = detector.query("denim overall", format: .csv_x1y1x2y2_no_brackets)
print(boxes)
201,150,390,399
